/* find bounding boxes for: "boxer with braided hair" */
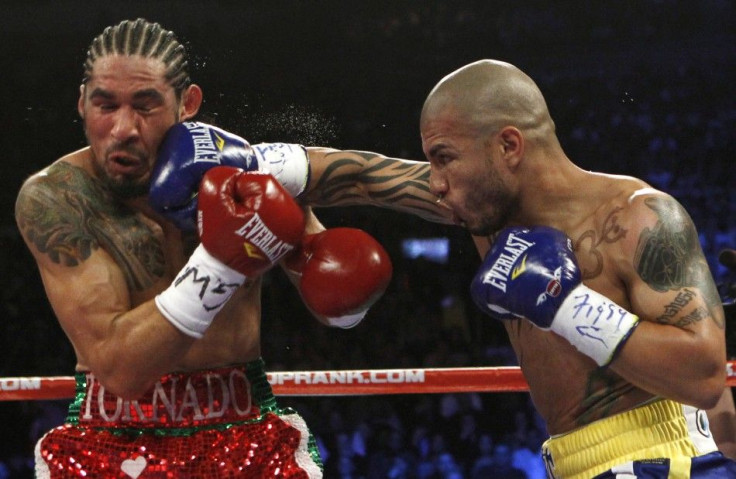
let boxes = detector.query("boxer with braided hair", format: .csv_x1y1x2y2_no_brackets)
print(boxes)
83,18,191,95
16,18,449,478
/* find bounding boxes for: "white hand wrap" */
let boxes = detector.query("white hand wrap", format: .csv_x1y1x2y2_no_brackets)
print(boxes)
155,244,246,339
252,143,309,198
551,284,639,366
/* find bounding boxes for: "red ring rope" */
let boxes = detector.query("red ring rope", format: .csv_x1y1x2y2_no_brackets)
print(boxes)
2,361,736,401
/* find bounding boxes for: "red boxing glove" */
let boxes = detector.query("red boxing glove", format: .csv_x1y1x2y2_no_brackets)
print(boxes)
286,228,393,328
199,166,305,277
156,167,304,338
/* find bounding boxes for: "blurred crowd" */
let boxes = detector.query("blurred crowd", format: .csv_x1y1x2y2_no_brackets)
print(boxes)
1,1,735,477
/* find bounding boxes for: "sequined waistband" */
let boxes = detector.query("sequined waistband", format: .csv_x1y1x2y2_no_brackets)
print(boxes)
67,359,279,430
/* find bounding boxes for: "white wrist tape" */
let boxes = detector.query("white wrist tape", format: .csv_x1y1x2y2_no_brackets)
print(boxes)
155,244,246,338
252,143,310,197
551,284,639,366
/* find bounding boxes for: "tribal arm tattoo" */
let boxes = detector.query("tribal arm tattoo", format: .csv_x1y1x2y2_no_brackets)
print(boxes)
303,149,453,224
633,196,723,328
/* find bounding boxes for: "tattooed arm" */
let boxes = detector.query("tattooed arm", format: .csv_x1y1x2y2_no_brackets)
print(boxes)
14,162,197,399
609,191,727,409
303,147,453,224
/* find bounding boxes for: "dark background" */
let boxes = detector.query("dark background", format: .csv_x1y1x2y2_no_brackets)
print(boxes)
0,1,735,477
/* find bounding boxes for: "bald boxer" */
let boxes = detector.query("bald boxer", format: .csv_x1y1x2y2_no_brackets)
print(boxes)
422,59,736,478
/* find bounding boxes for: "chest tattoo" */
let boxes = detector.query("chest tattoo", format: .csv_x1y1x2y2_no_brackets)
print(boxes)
573,207,627,280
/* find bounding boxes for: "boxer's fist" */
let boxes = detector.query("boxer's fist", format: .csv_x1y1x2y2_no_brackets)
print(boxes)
198,166,305,277
150,122,257,231
286,228,392,328
470,226,580,326
150,122,310,232
471,226,638,366
155,165,303,339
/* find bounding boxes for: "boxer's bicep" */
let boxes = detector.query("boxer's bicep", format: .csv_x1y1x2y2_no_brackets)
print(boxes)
625,194,724,332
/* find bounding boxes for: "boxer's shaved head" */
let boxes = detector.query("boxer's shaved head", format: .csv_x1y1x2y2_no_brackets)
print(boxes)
421,59,555,141
82,18,191,98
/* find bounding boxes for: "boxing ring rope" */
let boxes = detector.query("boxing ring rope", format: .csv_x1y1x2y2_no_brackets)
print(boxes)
3,362,736,401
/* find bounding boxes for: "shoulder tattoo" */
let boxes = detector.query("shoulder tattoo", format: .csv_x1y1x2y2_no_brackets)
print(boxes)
16,163,164,291
17,163,103,266
634,197,704,291
634,196,723,327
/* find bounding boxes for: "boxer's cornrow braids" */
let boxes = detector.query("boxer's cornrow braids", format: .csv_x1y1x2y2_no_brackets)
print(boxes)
82,18,191,97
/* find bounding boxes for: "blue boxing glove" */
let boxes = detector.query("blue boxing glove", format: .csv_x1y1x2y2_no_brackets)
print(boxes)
149,122,309,231
470,226,639,366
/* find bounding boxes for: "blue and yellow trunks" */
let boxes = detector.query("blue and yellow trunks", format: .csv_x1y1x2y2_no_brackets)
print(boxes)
542,398,736,478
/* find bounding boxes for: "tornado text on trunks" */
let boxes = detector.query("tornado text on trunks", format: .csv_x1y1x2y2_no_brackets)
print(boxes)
79,370,252,424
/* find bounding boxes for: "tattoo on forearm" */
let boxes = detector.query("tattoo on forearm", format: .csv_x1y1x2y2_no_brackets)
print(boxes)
308,151,449,222
309,155,364,201
573,207,627,279
16,162,165,291
634,197,723,328
656,288,696,324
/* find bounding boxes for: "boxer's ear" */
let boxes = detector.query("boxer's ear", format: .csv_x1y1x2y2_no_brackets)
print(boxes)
179,84,202,121
499,126,524,170
78,84,86,119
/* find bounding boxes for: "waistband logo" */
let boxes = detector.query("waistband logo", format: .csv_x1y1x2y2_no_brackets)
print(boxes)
80,369,252,424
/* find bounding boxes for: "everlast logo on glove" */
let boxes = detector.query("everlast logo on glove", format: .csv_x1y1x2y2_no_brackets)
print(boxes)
480,232,535,292
184,122,224,163
183,122,258,170
235,213,296,263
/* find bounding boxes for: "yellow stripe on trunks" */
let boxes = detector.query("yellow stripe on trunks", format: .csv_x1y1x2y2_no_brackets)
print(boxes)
542,398,716,479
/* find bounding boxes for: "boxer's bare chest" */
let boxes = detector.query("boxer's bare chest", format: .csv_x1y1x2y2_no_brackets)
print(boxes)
507,201,651,433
